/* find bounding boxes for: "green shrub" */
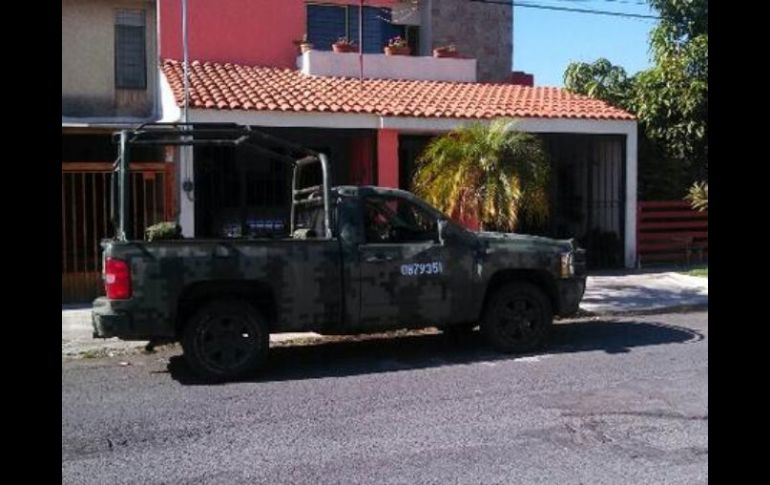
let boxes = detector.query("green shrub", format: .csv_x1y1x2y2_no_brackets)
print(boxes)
145,221,182,242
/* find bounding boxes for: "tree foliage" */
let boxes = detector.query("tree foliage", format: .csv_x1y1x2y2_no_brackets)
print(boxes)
563,0,708,199
563,58,634,110
636,0,708,179
412,120,550,232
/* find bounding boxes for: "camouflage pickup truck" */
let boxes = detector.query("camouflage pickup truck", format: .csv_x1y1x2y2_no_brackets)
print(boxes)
93,124,586,381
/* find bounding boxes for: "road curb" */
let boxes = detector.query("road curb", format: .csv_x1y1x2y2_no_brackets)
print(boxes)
576,303,709,318
63,296,708,359
64,304,709,359
63,333,328,359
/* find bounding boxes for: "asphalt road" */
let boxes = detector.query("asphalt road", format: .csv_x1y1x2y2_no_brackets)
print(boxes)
62,312,708,485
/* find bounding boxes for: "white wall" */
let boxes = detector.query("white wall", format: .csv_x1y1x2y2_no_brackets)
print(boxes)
62,0,158,118
298,50,477,82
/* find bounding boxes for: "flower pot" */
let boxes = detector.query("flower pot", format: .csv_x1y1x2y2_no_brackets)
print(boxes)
433,48,458,58
384,46,411,56
333,43,358,53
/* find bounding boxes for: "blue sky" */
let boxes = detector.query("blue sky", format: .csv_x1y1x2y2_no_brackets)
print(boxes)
512,0,658,86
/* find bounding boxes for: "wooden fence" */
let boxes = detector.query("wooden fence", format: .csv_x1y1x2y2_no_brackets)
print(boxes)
637,200,708,265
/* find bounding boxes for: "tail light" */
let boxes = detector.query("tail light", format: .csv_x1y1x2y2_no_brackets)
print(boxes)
104,257,131,299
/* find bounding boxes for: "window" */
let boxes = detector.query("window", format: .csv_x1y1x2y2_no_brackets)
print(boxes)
363,196,438,244
306,4,404,54
115,9,146,89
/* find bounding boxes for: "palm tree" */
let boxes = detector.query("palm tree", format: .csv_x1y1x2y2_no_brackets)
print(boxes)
412,119,550,232
685,180,708,212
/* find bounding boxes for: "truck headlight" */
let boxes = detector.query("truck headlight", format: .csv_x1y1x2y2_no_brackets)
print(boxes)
560,252,574,278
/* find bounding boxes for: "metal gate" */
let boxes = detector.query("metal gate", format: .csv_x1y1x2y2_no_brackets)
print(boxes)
541,134,625,268
62,162,174,303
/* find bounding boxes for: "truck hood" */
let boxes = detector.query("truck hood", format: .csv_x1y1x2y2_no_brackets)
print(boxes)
476,231,575,253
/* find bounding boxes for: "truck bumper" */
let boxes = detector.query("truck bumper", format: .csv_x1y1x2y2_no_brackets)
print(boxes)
92,297,132,338
556,277,586,317
92,297,174,340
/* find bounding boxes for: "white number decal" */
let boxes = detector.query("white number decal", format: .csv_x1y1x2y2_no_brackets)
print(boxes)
400,262,443,277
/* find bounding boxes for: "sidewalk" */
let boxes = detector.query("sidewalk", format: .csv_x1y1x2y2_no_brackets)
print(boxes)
62,269,707,358
581,270,708,315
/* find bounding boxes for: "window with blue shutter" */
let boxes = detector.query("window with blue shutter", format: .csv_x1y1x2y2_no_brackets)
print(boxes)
115,9,147,89
306,5,347,52
307,4,405,53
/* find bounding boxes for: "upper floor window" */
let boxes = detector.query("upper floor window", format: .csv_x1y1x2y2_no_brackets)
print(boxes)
115,9,146,89
306,4,405,54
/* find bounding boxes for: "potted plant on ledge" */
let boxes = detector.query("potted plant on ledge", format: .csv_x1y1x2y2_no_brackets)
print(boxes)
294,34,313,54
332,37,358,53
384,36,411,56
433,44,459,58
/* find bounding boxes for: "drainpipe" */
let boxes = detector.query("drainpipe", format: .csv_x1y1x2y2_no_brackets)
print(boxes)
118,130,130,241
179,0,195,236
182,0,189,124
152,0,161,121
359,0,363,85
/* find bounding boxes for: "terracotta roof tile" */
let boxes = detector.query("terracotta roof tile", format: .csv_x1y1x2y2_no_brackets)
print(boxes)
162,59,635,121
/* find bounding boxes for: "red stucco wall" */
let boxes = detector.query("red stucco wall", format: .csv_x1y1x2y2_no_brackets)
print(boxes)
159,0,305,68
377,129,399,188
350,134,375,185
159,0,400,68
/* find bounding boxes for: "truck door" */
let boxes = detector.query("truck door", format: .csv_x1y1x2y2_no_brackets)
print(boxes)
355,194,455,328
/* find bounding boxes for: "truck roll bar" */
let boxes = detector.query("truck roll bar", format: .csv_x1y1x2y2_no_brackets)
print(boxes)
111,123,332,241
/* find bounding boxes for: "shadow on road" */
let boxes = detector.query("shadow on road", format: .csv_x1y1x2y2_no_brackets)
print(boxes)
167,318,704,385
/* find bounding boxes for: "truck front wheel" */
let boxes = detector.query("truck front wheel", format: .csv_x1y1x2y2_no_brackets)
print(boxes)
181,300,269,381
481,282,552,354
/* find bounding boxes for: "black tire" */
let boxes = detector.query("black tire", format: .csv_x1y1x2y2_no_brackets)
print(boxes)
481,282,552,354
181,299,269,382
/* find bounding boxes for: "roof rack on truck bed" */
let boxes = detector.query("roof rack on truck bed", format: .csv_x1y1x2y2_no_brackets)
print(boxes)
111,122,331,241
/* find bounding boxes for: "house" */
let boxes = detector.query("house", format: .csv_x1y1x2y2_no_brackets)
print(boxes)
157,0,637,264
62,0,172,302
61,0,638,302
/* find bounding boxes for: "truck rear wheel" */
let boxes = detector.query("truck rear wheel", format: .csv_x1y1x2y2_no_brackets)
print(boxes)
181,300,269,381
481,282,552,354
